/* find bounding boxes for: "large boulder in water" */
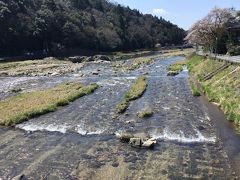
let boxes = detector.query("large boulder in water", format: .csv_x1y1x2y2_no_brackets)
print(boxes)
142,138,157,148
129,138,142,147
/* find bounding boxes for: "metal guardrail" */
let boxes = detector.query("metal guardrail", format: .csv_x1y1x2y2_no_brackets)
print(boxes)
196,51,240,64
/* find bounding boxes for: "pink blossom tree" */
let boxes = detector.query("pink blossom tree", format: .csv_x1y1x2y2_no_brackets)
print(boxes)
185,7,235,52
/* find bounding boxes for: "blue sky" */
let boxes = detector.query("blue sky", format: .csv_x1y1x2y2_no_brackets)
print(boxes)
111,0,240,30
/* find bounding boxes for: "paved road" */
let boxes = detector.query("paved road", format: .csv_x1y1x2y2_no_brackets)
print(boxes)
197,51,240,64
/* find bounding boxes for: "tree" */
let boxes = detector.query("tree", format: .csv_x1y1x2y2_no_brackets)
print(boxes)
185,7,235,53
0,0,185,56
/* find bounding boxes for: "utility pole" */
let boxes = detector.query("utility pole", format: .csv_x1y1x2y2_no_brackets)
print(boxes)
215,37,218,59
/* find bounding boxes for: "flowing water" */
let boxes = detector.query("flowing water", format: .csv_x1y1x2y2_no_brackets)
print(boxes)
0,56,240,179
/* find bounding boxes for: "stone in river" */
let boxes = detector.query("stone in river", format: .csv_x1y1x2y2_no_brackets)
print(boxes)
129,138,142,147
118,133,134,143
112,162,119,167
69,56,87,63
142,138,157,148
12,174,26,180
167,71,179,76
92,72,99,75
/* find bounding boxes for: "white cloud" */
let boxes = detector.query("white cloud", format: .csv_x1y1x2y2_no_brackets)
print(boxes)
153,8,169,16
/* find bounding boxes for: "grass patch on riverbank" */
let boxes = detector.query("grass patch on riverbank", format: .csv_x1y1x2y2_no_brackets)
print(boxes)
137,107,153,118
116,76,147,113
189,80,201,97
186,54,240,124
187,55,227,81
0,82,99,126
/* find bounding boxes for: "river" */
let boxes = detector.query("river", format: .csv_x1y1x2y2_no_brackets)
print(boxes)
0,56,239,179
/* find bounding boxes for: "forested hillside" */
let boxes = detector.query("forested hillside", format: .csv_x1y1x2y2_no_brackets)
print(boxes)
0,0,185,56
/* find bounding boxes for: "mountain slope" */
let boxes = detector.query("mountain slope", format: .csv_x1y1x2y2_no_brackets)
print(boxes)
0,0,185,55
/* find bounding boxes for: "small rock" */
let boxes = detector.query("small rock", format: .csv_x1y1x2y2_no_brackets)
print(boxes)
92,72,99,75
51,72,60,76
11,88,22,93
0,72,8,76
161,170,168,175
142,138,157,148
167,71,179,76
112,162,119,167
93,55,111,61
197,125,205,131
43,56,55,61
90,161,105,169
118,133,134,143
86,56,94,62
69,56,87,63
12,174,26,180
112,114,118,119
129,138,142,147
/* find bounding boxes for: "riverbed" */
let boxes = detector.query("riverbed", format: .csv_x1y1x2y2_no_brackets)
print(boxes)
0,55,239,179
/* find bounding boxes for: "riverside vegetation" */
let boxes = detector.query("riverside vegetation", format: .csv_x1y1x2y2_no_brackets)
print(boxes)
189,80,201,97
169,54,240,124
116,76,147,113
0,82,98,126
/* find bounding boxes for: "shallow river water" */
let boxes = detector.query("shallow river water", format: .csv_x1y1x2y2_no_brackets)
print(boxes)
0,56,240,179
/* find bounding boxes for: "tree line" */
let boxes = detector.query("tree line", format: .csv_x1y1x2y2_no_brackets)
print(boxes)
0,0,186,56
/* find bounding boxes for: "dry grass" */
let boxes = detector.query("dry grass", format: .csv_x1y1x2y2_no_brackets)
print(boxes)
0,58,76,76
0,82,99,126
162,48,194,57
112,56,154,72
